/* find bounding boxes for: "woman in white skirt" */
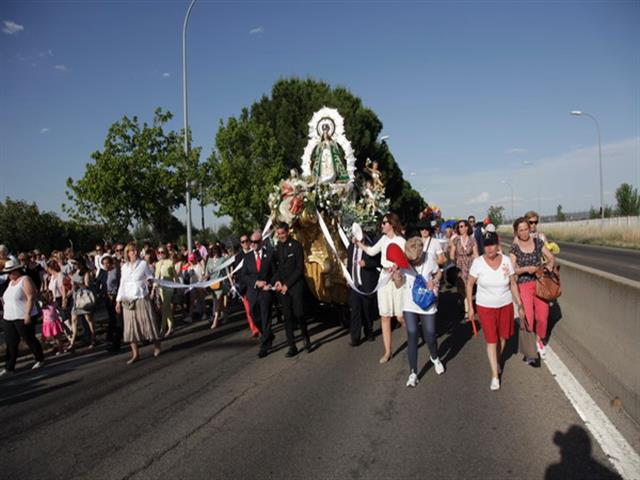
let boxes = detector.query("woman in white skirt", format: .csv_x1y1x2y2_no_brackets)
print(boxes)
115,242,161,364
357,213,406,363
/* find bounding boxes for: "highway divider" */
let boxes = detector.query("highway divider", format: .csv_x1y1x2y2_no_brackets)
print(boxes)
550,257,640,425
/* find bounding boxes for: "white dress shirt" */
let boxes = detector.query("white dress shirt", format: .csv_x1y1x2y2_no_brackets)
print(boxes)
116,260,153,302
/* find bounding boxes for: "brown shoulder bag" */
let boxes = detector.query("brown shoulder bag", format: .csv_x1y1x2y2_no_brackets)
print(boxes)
535,265,561,301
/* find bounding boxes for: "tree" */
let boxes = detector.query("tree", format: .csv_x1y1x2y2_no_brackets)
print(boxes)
556,204,566,222
205,78,425,232
64,108,201,239
487,205,505,226
615,183,640,216
0,197,110,253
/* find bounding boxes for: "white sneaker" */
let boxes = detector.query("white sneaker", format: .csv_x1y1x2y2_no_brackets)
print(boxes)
406,372,418,388
536,339,547,359
490,377,500,391
431,357,445,375
31,361,44,370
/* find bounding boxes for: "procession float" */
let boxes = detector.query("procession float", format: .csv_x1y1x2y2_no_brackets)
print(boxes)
267,107,391,306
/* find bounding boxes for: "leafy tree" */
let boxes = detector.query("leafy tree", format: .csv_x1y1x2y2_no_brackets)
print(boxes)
589,205,615,219
556,204,566,222
65,108,201,239
487,205,504,226
615,183,640,216
0,197,110,253
205,78,425,232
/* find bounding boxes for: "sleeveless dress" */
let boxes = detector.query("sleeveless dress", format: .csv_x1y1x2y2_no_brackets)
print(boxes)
453,236,474,282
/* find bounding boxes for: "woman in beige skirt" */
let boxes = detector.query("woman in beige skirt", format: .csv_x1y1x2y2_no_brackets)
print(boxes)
115,242,161,364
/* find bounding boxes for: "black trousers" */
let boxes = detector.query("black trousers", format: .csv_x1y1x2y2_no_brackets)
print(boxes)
3,317,45,371
348,289,376,342
104,295,122,349
281,289,308,348
249,290,273,349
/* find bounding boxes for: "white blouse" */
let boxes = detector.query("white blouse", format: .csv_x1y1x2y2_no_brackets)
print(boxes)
116,260,153,302
362,234,406,269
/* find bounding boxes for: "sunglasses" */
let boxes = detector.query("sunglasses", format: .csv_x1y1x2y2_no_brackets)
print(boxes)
528,221,539,225
116,249,124,252
158,250,166,254
240,239,250,244
250,240,261,244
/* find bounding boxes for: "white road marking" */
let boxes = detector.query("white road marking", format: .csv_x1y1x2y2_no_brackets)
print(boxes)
545,345,640,479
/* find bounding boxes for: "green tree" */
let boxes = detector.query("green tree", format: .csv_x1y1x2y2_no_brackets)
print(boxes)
205,78,424,231
65,108,201,239
556,204,566,221
0,197,110,253
487,205,505,226
615,183,640,216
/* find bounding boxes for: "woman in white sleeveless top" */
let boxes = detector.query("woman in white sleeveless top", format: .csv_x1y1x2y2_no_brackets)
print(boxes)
1,260,45,376
358,213,406,364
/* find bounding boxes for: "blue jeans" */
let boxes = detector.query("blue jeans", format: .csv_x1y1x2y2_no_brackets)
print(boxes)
404,311,438,372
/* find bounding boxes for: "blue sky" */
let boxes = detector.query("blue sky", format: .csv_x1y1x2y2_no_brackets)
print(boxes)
1,0,638,227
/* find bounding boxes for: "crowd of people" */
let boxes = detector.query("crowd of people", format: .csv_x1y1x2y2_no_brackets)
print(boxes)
0,209,556,392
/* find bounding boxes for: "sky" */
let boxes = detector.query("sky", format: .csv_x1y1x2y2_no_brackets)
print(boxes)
1,0,639,229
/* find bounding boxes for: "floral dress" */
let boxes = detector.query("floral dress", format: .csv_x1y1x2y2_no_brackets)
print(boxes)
453,235,475,282
509,238,544,284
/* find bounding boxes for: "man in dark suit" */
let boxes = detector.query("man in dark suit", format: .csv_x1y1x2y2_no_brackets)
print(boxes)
273,222,311,357
95,255,122,352
240,230,276,358
347,232,381,346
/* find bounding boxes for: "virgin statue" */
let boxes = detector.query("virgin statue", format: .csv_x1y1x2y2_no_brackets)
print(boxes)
311,123,350,185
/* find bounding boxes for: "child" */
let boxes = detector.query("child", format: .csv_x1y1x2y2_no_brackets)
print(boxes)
41,291,66,355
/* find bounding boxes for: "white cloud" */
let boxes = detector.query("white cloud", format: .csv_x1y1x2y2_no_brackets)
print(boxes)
40,128,49,134
3,20,24,35
249,26,264,35
162,72,171,78
466,192,490,205
415,137,639,218
54,64,68,71
506,147,528,155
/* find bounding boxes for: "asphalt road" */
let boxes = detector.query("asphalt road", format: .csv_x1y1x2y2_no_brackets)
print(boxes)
0,298,623,480
500,235,640,282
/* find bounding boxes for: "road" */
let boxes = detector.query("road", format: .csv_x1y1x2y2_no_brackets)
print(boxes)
500,235,640,281
0,295,623,480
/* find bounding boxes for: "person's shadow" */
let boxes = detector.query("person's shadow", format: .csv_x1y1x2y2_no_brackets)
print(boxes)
545,425,622,480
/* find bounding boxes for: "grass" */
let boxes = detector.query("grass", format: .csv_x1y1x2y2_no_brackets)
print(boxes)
498,225,640,250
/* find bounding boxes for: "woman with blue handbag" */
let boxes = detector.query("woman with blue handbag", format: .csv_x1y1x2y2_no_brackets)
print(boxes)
401,237,444,388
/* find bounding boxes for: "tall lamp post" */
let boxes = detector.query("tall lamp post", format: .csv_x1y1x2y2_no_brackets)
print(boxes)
502,180,514,221
571,110,604,222
183,0,198,252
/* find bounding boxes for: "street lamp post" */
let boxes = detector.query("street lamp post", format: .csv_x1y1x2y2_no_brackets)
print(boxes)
183,0,198,252
571,110,604,222
502,180,514,221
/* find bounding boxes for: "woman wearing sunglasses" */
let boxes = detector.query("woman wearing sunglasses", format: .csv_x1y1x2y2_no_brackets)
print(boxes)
524,211,547,243
357,213,406,364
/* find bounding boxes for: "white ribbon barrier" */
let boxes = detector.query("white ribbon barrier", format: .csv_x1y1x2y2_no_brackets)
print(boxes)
153,260,244,291
315,210,391,296
337,222,350,250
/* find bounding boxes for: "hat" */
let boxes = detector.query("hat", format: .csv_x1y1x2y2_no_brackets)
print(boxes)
1,259,24,273
485,223,496,233
483,232,499,246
